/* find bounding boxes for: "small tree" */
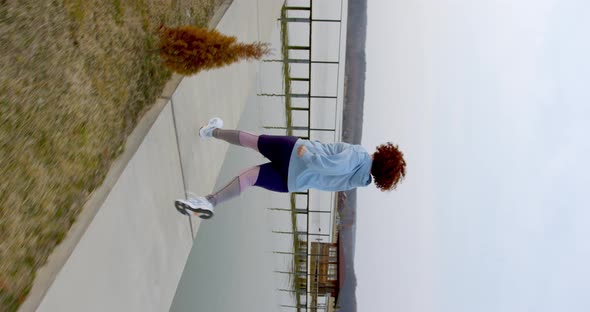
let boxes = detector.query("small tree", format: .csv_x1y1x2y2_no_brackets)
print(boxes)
159,25,271,75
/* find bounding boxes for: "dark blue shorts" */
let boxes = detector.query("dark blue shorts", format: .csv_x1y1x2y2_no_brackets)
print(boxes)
253,135,298,193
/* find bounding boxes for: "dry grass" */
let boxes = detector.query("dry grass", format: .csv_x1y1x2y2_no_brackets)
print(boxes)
0,0,217,310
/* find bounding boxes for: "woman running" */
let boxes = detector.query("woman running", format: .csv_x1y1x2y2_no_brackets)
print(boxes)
174,117,407,219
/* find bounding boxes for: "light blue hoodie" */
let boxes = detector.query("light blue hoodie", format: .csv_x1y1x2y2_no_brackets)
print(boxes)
287,139,373,192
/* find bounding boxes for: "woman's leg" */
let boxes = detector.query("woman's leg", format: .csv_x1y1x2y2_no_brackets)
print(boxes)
202,116,298,169
253,162,290,192
205,162,289,207
175,166,258,218
256,135,299,177
212,129,259,151
212,131,299,179
205,165,260,207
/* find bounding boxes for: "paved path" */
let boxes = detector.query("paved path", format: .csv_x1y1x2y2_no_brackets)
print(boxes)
21,1,284,311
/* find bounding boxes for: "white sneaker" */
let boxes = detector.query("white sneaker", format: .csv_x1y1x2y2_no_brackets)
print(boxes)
199,117,223,139
174,196,214,219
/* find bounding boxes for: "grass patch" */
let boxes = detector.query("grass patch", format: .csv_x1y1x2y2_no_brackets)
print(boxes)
0,0,219,311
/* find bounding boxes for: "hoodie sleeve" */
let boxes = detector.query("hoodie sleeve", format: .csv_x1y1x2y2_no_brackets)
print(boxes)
319,142,351,155
300,143,360,175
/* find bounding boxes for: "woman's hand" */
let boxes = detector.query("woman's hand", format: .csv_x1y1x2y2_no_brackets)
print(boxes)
297,145,307,157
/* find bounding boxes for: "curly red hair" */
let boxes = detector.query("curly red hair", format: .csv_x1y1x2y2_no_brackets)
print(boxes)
371,143,406,191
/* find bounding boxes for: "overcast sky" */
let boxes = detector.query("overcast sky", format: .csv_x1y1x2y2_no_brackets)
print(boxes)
357,1,590,311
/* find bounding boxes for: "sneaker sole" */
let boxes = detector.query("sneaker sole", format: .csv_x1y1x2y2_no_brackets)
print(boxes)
174,200,213,219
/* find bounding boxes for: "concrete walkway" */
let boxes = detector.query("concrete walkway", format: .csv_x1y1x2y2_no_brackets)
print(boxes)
20,1,284,311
